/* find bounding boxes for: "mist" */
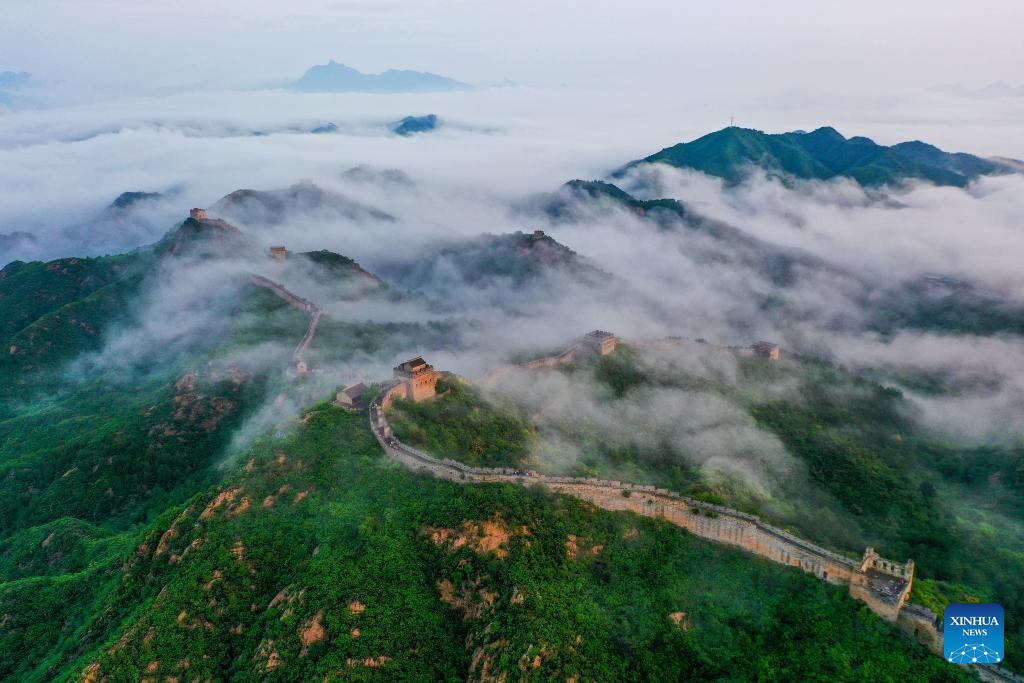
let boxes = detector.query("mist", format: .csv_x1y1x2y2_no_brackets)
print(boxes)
2,35,1023,514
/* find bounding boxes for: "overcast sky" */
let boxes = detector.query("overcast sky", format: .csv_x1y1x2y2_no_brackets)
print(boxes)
2,0,1024,264
4,1,1023,92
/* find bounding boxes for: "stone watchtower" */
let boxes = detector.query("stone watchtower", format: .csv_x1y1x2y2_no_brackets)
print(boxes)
583,330,618,356
751,341,781,361
394,356,442,402
189,208,208,221
269,246,288,261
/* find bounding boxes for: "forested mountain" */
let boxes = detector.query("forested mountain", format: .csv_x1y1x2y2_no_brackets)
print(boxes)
2,155,1022,680
622,126,1016,187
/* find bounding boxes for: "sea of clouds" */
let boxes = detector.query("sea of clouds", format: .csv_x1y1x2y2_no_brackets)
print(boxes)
3,82,1023,480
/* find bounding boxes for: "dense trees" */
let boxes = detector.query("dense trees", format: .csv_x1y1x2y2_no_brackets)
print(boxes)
388,379,535,468
13,405,966,682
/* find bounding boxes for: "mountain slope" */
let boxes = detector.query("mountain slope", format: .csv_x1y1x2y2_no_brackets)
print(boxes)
623,126,1014,187
41,403,964,683
0,256,137,342
211,182,393,226
374,230,607,293
527,179,836,288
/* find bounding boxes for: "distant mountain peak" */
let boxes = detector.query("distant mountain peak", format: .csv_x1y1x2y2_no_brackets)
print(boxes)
292,61,471,94
211,182,393,226
0,70,31,88
392,114,439,137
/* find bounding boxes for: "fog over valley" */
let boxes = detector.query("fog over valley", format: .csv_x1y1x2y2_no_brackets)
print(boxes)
2,3,1024,681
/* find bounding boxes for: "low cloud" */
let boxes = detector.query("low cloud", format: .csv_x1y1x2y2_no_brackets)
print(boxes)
3,83,1023,497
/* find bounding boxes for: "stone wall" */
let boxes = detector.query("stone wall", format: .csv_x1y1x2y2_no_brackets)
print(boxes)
250,275,316,313
249,274,322,368
356,340,1024,679
366,380,1024,680
369,390,864,582
898,604,942,656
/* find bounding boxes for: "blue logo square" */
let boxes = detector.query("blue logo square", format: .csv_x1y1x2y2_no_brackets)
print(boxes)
944,603,1004,664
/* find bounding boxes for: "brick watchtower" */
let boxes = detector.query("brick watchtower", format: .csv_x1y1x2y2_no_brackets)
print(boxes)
394,356,442,402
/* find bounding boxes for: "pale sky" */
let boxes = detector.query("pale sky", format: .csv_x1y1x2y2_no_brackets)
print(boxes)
3,0,1023,92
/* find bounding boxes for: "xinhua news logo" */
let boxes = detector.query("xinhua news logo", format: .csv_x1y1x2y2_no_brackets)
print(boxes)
944,603,1004,664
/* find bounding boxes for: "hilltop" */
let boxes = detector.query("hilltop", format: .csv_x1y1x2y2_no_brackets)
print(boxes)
16,401,964,682
292,61,471,94
621,126,1016,187
156,214,254,259
392,114,440,137
373,229,607,293
211,182,393,226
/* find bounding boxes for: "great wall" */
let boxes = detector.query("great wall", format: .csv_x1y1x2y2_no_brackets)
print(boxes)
188,207,322,374
365,340,1022,683
249,274,321,373
223,215,1017,680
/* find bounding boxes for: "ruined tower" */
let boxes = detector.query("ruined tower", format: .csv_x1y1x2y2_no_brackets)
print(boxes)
847,547,914,622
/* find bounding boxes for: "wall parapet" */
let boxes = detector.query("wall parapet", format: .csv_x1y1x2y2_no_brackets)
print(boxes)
359,343,1021,680
369,386,876,581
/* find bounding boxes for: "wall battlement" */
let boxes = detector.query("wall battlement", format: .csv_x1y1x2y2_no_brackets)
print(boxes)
345,335,1020,679
369,375,915,624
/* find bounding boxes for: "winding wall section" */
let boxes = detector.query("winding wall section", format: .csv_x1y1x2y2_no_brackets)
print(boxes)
369,375,1023,681
371,381,860,584
249,274,322,367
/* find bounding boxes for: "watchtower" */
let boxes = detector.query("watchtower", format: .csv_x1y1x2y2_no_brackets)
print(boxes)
269,246,288,261
394,355,442,402
751,341,781,360
583,330,618,356
190,208,208,220
848,547,914,622
335,382,367,409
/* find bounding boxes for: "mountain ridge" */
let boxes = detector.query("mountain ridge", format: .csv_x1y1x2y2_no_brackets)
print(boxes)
621,125,1016,187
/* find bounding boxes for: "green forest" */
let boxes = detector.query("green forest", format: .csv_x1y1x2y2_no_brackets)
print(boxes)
3,403,968,682
389,343,1024,673
0,234,1017,680
388,378,535,467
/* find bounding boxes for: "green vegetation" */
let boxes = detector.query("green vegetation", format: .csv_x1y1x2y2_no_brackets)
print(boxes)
3,403,966,682
871,280,1024,337
0,255,138,341
389,378,535,467
399,343,1024,672
0,229,1015,679
622,125,1005,187
544,180,687,223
